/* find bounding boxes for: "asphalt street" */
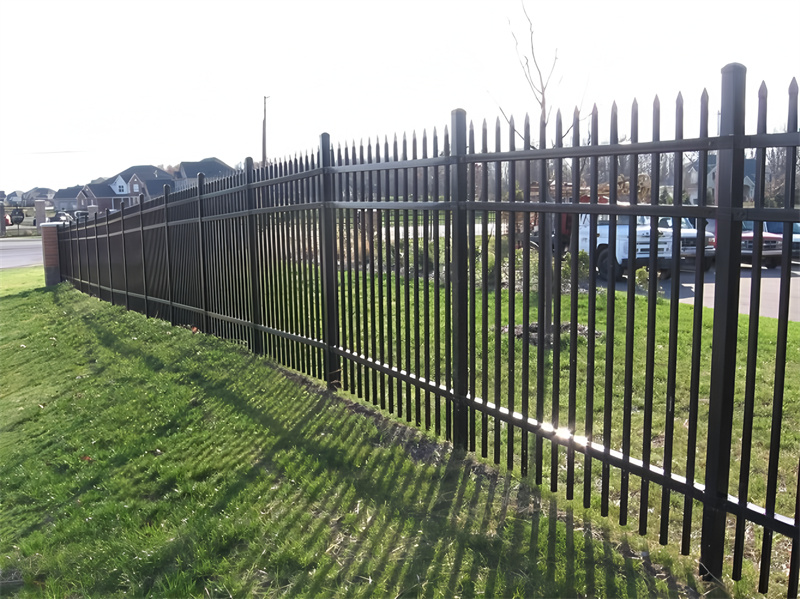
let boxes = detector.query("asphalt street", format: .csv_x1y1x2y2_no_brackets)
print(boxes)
0,237,43,269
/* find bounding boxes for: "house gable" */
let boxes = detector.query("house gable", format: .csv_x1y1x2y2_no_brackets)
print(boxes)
128,174,145,197
107,165,173,184
110,175,128,195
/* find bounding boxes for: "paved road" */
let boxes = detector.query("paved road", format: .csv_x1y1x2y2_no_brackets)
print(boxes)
607,262,800,322
0,238,42,269
666,263,800,322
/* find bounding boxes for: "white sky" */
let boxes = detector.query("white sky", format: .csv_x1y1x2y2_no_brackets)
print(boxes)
1,0,798,194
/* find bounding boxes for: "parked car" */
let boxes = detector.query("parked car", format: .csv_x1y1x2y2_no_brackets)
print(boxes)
764,221,800,259
658,217,715,270
741,220,783,268
48,211,74,223
74,210,89,220
3,213,10,227
705,219,784,268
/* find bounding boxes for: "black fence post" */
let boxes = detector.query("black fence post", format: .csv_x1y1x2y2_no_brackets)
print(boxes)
245,157,264,355
450,108,469,452
700,62,746,581
75,220,80,290
196,174,210,333
121,202,129,310
67,222,74,282
163,185,175,325
319,134,341,390
138,194,149,318
93,212,100,296
106,209,112,304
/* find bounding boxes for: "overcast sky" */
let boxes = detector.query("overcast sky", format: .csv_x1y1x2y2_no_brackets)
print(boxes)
1,0,798,194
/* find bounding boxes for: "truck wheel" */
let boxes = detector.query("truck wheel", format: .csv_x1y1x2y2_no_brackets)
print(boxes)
703,256,715,271
596,248,623,281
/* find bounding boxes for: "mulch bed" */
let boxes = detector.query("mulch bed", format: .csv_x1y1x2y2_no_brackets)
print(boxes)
500,321,603,346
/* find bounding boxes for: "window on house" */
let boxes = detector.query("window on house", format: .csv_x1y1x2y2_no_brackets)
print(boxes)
133,184,140,192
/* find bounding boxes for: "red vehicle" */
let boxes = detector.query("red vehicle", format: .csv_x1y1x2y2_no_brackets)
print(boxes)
740,229,783,268
706,219,783,268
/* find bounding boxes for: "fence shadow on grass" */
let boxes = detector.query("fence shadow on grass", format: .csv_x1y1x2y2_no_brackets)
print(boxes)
41,282,711,597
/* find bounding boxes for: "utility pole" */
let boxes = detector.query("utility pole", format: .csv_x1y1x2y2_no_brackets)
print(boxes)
262,96,270,167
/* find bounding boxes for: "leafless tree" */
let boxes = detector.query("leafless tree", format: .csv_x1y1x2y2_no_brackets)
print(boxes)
510,3,559,129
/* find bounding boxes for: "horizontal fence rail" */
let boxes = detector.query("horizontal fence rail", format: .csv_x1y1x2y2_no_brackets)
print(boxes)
57,64,800,597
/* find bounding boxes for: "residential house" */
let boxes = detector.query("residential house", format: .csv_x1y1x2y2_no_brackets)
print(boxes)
22,187,56,206
78,165,174,212
5,191,24,206
173,157,235,191
684,155,761,204
53,186,84,212
127,174,172,202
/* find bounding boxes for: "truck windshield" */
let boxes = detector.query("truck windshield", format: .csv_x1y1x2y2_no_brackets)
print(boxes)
656,217,694,229
765,221,800,234
597,214,655,226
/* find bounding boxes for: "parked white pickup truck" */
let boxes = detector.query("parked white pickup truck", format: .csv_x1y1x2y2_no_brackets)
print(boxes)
530,198,675,281
582,211,673,280
658,217,716,271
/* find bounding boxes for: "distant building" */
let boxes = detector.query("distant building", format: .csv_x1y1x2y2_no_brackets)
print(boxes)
77,165,174,212
53,186,84,212
5,191,24,206
33,159,235,215
23,187,56,206
684,155,763,205
128,173,172,202
174,158,235,191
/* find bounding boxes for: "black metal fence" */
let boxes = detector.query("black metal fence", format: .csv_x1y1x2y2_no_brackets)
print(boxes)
57,64,800,596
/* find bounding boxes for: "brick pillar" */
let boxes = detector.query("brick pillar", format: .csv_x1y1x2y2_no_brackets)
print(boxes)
41,223,62,286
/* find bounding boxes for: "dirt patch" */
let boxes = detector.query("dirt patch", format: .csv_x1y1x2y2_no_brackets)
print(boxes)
501,321,604,346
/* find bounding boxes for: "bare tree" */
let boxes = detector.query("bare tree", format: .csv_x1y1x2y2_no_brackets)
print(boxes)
510,3,559,128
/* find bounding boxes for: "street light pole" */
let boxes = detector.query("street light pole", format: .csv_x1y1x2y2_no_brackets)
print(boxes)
262,96,270,167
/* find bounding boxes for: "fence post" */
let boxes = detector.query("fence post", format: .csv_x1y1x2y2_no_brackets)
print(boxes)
40,222,62,286
244,157,264,355
138,194,149,317
120,202,130,310
106,209,113,303
93,212,100,296
163,185,175,325
319,134,341,390
700,62,746,581
450,108,469,452
196,175,210,333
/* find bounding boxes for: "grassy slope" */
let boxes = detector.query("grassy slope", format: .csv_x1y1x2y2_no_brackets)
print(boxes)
0,267,710,598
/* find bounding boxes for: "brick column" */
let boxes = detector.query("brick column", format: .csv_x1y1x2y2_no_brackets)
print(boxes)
41,223,62,286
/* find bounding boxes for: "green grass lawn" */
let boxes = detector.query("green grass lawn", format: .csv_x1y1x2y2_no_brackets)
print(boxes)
0,266,718,598
246,254,799,598
331,264,799,520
